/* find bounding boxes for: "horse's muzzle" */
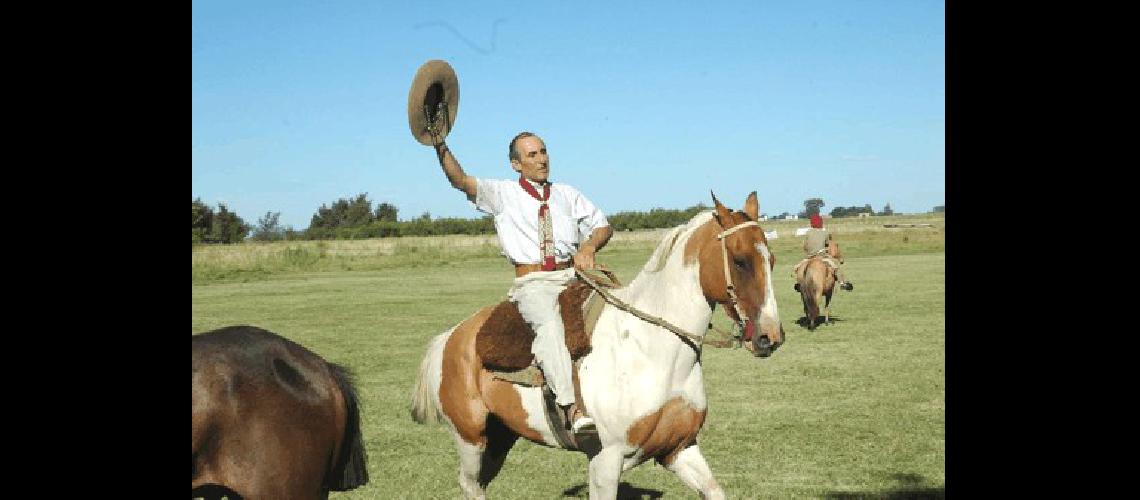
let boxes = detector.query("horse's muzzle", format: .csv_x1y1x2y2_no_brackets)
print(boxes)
751,324,784,358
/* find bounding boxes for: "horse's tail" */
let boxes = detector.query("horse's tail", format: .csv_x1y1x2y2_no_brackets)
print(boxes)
411,329,451,424
802,264,820,324
327,362,370,491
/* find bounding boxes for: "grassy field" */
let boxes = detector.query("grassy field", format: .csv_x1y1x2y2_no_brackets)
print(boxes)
192,213,944,498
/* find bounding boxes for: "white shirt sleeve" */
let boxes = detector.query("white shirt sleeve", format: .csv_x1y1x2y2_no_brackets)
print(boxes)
473,178,504,215
569,186,609,233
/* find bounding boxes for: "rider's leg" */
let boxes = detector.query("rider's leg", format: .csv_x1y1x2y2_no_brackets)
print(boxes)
512,277,594,432
833,265,853,290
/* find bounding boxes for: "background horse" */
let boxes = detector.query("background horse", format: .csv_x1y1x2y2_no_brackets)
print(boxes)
193,325,369,500
798,239,843,330
411,192,783,499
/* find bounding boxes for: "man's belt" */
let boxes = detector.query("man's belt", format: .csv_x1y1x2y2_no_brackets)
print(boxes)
514,261,572,277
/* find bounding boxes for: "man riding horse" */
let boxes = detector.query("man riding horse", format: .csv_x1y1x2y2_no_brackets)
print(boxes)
792,214,854,292
410,61,613,434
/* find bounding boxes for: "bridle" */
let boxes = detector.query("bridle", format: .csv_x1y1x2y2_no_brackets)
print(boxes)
715,219,762,339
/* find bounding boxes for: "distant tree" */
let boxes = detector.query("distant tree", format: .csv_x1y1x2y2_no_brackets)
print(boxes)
879,203,894,216
192,198,213,244
193,198,250,243
374,202,398,222
933,205,945,213
309,193,380,231
251,211,284,241
830,205,875,218
800,198,825,218
209,203,250,243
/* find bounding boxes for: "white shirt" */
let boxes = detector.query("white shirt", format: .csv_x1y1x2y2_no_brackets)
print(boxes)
474,178,610,265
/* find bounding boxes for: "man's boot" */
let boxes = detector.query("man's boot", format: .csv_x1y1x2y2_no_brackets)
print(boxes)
566,403,595,433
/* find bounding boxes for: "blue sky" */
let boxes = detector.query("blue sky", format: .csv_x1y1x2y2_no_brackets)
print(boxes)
193,0,944,231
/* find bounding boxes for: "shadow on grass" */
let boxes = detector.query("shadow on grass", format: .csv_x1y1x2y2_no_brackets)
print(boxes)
562,481,664,499
822,473,944,499
795,315,844,328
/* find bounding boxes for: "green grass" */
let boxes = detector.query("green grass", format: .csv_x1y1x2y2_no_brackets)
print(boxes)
192,214,944,498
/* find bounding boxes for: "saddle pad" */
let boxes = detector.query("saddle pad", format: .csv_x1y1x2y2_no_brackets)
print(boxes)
476,280,600,371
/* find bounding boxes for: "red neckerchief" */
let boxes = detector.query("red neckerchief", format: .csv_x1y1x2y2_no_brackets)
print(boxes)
517,175,555,271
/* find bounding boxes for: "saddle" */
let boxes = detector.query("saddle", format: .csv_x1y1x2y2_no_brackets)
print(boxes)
475,269,620,382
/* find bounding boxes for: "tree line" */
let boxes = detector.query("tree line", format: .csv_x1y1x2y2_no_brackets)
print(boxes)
793,198,900,219
193,194,938,244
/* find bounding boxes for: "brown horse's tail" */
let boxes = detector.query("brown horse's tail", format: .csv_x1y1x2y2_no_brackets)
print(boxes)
327,363,369,491
802,264,820,326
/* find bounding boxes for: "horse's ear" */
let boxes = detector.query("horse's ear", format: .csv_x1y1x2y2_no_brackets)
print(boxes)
711,191,732,227
743,191,759,220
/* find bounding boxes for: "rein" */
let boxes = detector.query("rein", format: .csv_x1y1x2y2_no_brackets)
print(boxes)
573,268,706,353
572,218,764,355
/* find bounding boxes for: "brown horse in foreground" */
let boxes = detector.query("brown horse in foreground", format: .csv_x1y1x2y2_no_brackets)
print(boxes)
798,240,844,330
192,325,369,500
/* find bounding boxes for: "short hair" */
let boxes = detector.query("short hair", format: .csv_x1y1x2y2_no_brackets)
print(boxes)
508,131,538,162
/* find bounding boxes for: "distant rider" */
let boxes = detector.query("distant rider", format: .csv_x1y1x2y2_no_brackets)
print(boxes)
792,214,853,291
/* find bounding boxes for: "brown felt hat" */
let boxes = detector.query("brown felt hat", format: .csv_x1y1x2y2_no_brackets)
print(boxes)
407,59,460,146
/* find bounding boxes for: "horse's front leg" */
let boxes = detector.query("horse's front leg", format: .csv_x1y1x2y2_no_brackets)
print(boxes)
663,445,726,500
588,446,625,499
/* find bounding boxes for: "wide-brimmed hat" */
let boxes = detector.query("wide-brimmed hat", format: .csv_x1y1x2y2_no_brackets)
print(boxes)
407,59,459,146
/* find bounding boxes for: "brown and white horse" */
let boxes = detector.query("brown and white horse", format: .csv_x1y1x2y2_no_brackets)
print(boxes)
798,240,843,330
411,192,783,499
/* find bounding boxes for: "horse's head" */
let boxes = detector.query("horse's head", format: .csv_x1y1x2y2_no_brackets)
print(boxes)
686,191,784,358
827,240,844,264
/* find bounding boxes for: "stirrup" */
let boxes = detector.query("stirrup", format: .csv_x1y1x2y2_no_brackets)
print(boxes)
568,405,596,433
571,415,596,434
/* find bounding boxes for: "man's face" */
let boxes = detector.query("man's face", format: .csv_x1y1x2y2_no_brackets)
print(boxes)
511,136,550,183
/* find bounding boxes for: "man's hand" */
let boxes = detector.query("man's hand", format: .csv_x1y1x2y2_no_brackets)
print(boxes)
573,244,596,271
574,226,612,271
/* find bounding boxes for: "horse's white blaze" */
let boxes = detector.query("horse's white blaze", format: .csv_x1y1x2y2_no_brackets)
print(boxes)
754,241,780,328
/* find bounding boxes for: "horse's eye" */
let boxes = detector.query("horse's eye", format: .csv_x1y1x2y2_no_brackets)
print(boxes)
734,257,750,271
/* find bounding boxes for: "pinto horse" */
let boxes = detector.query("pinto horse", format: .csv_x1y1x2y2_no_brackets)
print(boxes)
411,192,783,499
192,325,369,500
798,240,843,330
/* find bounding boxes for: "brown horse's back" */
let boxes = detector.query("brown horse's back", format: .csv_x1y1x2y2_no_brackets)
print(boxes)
192,326,368,500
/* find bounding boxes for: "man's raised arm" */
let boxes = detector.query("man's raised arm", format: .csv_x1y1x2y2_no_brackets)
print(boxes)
434,141,477,202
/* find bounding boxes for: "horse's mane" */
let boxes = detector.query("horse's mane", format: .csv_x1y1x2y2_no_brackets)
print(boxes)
642,211,715,274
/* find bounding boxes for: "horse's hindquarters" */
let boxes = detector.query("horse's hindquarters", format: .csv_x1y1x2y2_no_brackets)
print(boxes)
193,326,365,499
